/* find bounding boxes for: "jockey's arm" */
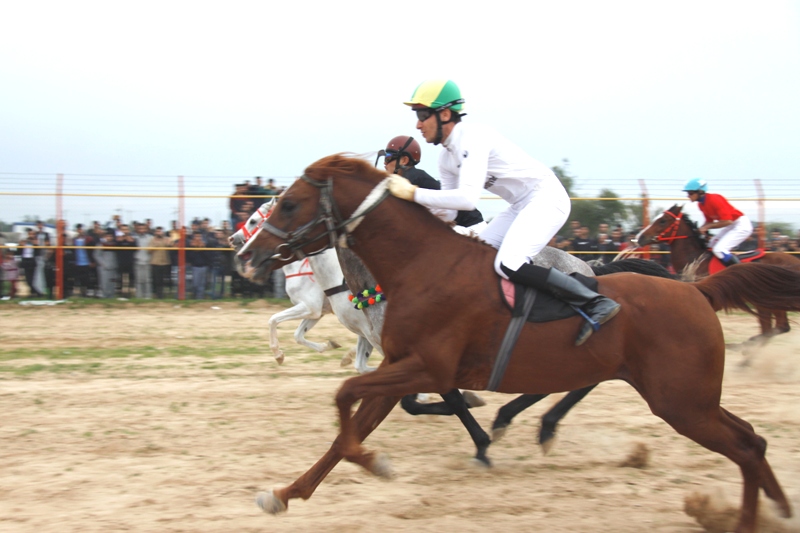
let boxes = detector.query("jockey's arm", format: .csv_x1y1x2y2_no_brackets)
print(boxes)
414,134,490,211
428,207,457,223
699,219,733,233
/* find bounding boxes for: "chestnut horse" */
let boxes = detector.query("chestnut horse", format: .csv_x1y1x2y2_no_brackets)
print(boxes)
635,204,800,341
239,155,800,533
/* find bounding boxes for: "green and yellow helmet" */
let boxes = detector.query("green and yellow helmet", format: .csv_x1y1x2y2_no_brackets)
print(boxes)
404,79,465,113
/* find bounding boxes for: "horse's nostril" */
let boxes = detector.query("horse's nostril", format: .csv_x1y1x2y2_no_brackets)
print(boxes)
240,251,253,263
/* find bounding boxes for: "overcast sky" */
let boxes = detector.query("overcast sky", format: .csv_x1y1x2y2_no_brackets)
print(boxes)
1,0,799,228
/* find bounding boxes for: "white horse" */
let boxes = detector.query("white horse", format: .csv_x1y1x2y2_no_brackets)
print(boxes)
230,201,379,373
269,256,338,365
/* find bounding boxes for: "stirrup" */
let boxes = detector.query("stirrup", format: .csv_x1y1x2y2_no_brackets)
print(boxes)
574,302,621,346
723,255,741,267
573,307,600,332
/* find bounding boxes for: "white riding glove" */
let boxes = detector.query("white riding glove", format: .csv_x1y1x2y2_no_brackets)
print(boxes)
387,176,418,202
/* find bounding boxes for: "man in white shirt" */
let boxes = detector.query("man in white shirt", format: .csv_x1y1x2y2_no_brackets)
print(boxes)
387,79,619,345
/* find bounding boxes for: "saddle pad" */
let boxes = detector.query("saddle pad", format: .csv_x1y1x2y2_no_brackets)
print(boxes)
707,249,766,275
500,273,599,323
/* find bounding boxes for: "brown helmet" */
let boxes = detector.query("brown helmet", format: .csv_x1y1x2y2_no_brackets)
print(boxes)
383,136,421,166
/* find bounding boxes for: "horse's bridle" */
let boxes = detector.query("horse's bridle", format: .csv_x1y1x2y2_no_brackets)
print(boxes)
257,175,391,262
651,211,690,244
241,202,273,241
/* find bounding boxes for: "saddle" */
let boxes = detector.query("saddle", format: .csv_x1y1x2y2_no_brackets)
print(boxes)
707,249,766,275
500,272,598,323
488,272,599,391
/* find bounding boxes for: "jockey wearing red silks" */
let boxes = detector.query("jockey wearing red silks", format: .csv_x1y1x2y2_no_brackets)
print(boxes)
682,177,753,267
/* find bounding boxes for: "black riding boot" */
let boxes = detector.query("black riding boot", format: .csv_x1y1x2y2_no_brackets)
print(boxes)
722,254,741,267
502,263,621,346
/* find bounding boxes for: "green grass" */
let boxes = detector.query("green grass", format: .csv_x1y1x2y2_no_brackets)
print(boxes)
0,344,261,362
0,362,104,376
0,297,360,380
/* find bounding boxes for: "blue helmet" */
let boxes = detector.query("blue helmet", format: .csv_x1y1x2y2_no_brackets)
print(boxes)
682,178,708,192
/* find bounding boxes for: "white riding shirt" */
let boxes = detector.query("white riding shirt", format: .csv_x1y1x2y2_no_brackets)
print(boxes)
412,122,571,275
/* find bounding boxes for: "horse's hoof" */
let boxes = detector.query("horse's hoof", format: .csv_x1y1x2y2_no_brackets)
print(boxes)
340,354,353,367
471,454,492,468
541,436,557,455
461,390,487,408
328,339,341,350
274,353,285,365
777,500,793,519
491,425,508,442
256,490,287,515
370,453,394,479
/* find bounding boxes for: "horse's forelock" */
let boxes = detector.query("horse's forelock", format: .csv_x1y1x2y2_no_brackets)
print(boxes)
304,153,387,184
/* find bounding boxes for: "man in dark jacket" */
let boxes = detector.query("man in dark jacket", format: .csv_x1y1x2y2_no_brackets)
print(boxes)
186,232,211,299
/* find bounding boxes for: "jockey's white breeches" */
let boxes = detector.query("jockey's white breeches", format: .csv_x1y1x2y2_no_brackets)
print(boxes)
709,215,753,259
480,182,571,277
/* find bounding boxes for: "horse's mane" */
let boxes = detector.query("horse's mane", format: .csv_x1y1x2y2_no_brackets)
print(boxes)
304,153,387,185
593,258,677,279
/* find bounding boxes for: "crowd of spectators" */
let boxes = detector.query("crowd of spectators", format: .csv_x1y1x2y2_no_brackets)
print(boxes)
768,230,800,253
4,217,276,300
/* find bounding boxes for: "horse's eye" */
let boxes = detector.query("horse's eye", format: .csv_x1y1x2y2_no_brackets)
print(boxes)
280,201,296,215
659,219,667,224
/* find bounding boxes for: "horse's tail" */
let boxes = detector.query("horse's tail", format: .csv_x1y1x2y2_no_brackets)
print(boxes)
592,258,678,279
692,263,800,314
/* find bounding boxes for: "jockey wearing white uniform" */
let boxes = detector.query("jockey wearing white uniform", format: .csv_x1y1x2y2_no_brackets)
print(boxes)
386,79,620,345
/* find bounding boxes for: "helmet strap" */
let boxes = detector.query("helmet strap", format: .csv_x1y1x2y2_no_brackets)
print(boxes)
397,136,418,166
433,112,445,145
432,106,461,145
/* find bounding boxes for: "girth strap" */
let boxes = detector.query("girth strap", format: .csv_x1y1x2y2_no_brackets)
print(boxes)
487,287,537,391
324,279,350,297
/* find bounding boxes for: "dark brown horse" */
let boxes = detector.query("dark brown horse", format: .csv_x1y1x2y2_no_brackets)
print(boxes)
635,204,800,341
239,155,800,533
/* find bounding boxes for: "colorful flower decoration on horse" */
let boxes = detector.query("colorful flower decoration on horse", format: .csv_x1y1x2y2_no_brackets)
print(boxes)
347,284,384,310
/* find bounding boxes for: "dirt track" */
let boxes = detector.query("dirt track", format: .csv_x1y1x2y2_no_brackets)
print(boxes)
1,302,799,532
